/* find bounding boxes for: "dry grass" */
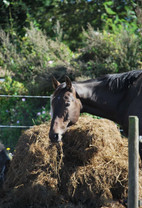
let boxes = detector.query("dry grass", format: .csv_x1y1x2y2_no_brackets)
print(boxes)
1,115,142,208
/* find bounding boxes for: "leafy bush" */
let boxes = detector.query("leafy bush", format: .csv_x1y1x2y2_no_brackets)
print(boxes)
0,24,75,94
114,30,141,72
0,77,51,150
76,24,142,78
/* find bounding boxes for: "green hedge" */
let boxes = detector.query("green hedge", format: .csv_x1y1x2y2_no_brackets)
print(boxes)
0,77,51,151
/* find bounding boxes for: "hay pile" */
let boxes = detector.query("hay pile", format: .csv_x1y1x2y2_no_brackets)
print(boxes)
1,124,62,208
1,115,141,208
61,116,128,207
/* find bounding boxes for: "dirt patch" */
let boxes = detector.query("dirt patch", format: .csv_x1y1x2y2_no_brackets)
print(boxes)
1,115,141,208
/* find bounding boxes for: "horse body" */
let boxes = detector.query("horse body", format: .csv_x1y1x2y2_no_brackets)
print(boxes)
49,70,142,159
73,78,141,135
73,81,125,124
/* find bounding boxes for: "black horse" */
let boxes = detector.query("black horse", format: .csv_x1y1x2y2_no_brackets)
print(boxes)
0,142,11,188
49,70,142,160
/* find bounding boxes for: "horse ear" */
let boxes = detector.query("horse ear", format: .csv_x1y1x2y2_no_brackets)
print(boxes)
52,76,60,89
65,76,72,89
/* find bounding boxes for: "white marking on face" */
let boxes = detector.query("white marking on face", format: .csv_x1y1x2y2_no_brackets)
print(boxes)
57,134,62,142
50,95,61,119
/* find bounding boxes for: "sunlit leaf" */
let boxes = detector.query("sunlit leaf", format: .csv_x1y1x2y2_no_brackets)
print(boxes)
104,5,116,15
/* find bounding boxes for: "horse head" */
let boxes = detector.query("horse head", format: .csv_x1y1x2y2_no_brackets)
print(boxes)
49,76,82,143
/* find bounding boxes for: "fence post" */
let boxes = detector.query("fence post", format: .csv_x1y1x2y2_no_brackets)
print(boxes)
128,116,139,208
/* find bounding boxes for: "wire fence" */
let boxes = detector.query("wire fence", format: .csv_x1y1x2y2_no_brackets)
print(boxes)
0,94,51,150
0,125,33,129
0,95,51,99
0,94,51,129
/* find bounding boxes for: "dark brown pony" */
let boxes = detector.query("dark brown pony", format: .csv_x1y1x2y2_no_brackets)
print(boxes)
49,70,142,160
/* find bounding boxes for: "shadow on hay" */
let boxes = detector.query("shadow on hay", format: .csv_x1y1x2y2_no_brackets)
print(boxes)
1,184,59,208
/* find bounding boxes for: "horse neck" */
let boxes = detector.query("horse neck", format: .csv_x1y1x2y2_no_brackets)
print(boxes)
73,81,93,99
73,81,123,123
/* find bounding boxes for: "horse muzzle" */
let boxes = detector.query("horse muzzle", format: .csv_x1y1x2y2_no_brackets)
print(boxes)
49,116,70,143
49,131,63,143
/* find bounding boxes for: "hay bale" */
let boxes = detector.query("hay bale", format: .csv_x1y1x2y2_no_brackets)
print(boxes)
1,124,62,208
1,115,141,208
61,116,128,207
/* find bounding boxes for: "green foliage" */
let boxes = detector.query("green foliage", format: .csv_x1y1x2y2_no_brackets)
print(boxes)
76,24,142,78
0,76,28,95
0,0,138,50
114,30,141,72
0,24,75,93
0,77,51,150
101,0,138,33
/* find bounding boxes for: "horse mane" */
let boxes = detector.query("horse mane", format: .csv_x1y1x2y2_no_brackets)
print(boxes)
97,70,142,92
